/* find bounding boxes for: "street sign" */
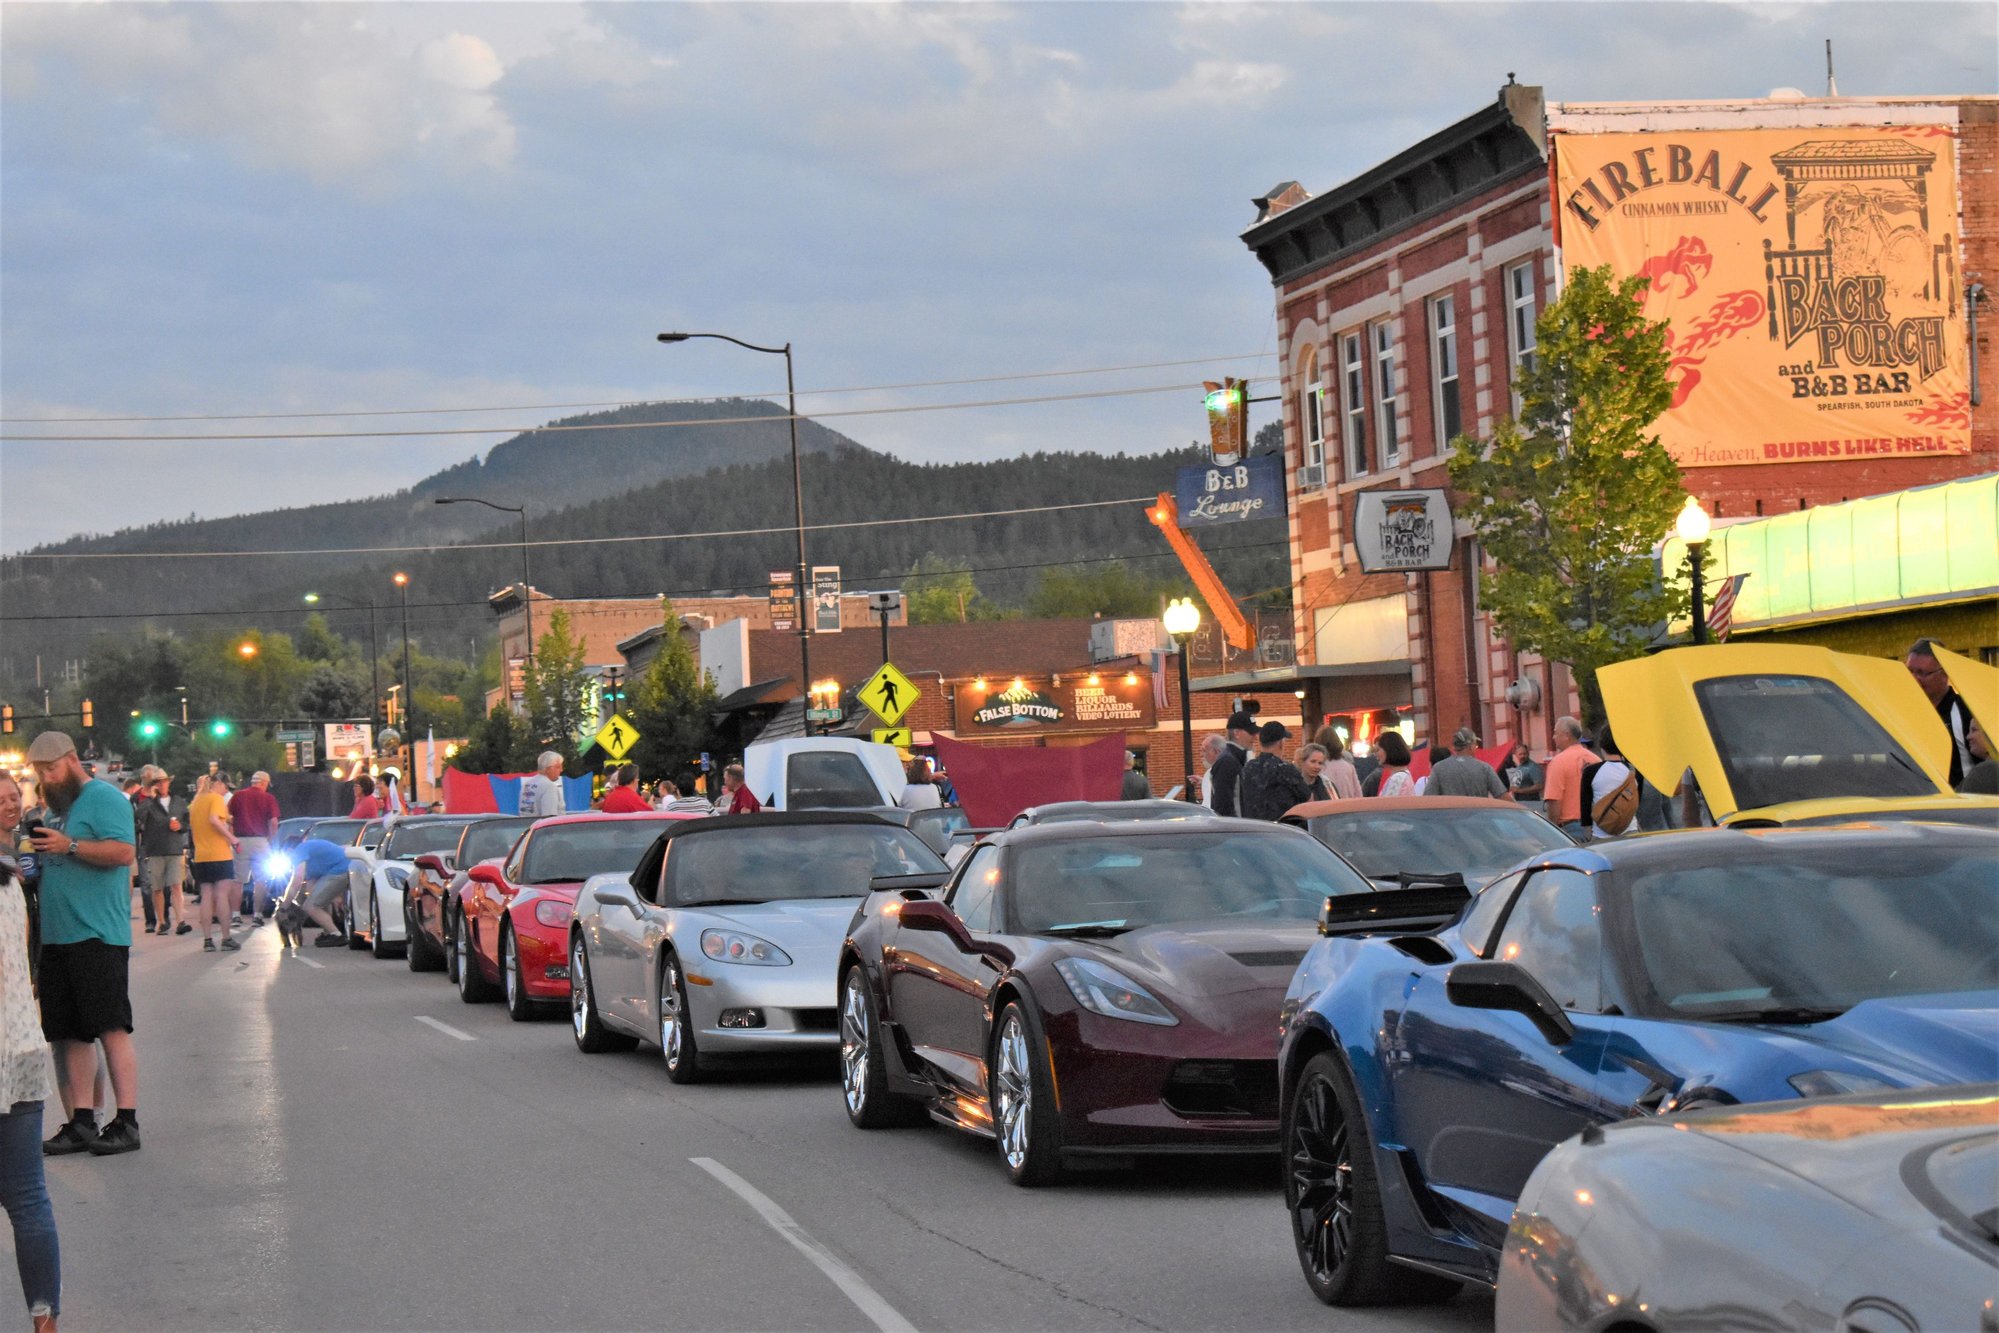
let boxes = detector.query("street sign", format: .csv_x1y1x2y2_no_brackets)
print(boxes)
856,662,919,726
275,727,312,744
594,713,641,762
871,727,913,748
805,707,844,724
768,570,799,632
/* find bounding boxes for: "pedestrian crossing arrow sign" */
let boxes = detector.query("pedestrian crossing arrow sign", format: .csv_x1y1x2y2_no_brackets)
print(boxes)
595,713,641,761
856,662,919,726
872,727,913,749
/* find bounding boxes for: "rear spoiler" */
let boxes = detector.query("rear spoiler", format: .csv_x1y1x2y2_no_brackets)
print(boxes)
870,872,951,898
1320,884,1472,937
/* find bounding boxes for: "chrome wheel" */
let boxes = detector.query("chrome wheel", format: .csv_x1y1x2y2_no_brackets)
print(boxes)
840,974,870,1116
1289,1068,1352,1290
571,939,590,1039
662,959,684,1067
504,931,519,1008
995,1012,1033,1172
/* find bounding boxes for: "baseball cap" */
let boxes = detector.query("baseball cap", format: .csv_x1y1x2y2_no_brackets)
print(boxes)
26,731,77,764
1226,710,1257,733
1258,720,1291,745
1452,726,1480,750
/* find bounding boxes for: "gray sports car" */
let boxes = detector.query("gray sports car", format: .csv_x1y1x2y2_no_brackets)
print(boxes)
567,811,949,1083
1497,1083,1999,1331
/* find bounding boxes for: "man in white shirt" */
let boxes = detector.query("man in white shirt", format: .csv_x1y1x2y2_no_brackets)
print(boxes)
518,752,567,818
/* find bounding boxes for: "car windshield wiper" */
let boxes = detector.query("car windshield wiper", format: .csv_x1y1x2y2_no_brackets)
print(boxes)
1041,922,1132,938
1703,1005,1848,1026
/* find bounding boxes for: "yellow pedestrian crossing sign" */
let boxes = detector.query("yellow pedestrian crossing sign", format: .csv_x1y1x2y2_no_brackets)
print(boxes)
595,713,641,761
857,662,919,726
872,727,913,749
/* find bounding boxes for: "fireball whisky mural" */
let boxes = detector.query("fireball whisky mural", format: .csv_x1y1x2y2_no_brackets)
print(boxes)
1554,126,1969,467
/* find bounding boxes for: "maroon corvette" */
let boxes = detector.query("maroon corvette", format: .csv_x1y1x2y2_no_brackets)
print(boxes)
837,820,1378,1184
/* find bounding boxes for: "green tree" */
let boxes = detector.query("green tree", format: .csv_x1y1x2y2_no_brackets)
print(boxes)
523,607,590,763
1447,264,1688,726
628,599,723,786
1028,564,1185,620
457,702,533,774
295,612,346,663
296,665,367,721
903,553,998,624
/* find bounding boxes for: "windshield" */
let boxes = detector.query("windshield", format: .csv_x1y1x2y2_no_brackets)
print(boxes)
308,820,363,845
380,822,469,860
520,821,671,886
1623,842,1998,1019
785,752,883,808
1008,831,1373,934
666,825,946,906
1026,802,1210,826
1694,675,1937,809
1308,807,1569,885
461,818,534,864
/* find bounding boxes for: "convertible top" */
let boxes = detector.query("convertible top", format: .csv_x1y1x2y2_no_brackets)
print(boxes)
624,809,903,892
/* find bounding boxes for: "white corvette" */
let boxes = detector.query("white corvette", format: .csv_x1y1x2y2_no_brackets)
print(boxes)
346,816,484,959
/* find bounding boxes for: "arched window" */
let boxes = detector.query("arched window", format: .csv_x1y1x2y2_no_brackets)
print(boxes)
1297,344,1325,479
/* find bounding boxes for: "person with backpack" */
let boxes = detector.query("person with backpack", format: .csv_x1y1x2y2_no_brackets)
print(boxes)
1581,726,1639,841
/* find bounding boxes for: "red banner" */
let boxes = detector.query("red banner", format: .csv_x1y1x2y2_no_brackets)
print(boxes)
930,733,1126,827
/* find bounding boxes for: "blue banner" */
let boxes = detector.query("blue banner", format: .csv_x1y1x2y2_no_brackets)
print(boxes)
1175,454,1286,528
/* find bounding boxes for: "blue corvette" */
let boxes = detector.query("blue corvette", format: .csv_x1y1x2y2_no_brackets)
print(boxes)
1276,822,1999,1305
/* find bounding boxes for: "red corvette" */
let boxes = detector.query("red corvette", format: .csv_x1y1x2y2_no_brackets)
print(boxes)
455,813,696,1021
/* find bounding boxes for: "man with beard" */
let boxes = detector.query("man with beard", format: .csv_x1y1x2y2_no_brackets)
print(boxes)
25,732,143,1157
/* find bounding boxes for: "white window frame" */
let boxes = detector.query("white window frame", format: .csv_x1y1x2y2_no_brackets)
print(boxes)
1430,292,1460,450
1373,321,1399,469
1507,261,1538,415
1299,347,1325,472
1341,331,1368,478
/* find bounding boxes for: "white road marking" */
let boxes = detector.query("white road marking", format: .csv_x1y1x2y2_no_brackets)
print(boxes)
294,957,325,970
690,1156,918,1333
414,1016,476,1041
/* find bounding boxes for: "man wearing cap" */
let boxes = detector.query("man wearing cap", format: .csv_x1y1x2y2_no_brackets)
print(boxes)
1207,710,1258,817
1425,727,1508,799
24,732,143,1156
1236,721,1313,822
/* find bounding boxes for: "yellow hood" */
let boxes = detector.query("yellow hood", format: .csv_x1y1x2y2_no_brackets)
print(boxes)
1598,644,1953,820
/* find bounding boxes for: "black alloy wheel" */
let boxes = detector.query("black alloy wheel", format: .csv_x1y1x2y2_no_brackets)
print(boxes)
456,912,497,1003
1284,1051,1458,1306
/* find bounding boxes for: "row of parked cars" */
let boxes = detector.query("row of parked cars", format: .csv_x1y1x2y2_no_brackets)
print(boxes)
295,645,1996,1331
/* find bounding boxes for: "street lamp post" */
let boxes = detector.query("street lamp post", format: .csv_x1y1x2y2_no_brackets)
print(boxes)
658,331,811,700
393,572,415,740
1675,497,1712,646
304,591,382,732
1162,598,1202,803
433,496,534,689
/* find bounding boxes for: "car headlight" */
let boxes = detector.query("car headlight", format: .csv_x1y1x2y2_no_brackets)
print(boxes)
1788,1069,1895,1098
533,899,574,929
1054,957,1178,1026
700,929,792,966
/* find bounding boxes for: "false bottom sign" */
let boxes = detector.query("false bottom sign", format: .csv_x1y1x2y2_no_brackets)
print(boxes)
967,676,1156,733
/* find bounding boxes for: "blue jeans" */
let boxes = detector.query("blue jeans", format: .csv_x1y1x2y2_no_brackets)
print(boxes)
1,1101,60,1320
1560,820,1589,842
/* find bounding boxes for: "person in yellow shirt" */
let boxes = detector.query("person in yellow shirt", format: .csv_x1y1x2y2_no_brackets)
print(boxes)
187,771,241,953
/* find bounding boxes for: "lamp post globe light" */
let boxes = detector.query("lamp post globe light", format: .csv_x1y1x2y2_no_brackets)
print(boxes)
1162,598,1202,802
1675,496,1712,646
658,331,811,704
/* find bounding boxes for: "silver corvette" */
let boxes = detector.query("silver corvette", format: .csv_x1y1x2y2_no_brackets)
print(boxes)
568,810,949,1083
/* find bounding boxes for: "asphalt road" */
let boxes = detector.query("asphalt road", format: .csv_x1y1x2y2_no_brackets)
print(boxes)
11,922,1496,1332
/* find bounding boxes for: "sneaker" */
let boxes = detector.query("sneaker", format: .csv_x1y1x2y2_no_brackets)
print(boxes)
175,922,193,936
220,938,241,952
87,1120,141,1156
203,939,217,952
251,916,267,928
313,933,348,948
43,1121,98,1156
231,914,243,928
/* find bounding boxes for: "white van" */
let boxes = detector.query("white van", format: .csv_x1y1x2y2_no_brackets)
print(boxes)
742,737,908,811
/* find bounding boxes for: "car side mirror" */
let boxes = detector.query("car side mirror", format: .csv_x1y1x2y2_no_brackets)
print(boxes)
897,899,1014,965
414,854,448,876
466,863,506,888
593,883,643,915
1445,960,1576,1046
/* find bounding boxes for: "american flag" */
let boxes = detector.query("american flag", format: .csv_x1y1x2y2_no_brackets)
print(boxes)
1707,573,1748,642
1150,650,1171,711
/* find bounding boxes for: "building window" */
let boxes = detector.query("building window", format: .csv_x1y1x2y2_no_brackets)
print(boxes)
1507,262,1537,413
1341,331,1368,478
1298,345,1324,473
1373,321,1399,469
1430,293,1461,448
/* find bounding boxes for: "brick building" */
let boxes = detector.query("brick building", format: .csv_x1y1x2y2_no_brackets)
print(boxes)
488,586,903,671
1242,85,1997,754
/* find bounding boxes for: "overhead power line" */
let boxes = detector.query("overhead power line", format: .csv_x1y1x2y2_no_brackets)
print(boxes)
6,496,1158,561
0,352,1278,424
0,379,1268,444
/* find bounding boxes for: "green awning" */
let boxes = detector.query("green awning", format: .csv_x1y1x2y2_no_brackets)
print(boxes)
1663,472,1999,633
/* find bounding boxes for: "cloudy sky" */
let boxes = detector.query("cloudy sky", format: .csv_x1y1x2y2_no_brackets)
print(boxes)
2,1,1992,552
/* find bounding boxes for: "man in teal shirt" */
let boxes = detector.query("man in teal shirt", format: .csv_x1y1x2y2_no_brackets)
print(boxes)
27,731,143,1157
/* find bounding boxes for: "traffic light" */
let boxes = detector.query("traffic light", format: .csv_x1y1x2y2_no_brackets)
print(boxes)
1202,378,1248,463
209,718,234,739
81,698,93,729
1,704,12,735
136,717,164,741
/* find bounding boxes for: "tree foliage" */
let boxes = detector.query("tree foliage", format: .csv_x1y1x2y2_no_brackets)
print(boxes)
627,599,723,787
1027,563,1188,621
457,702,533,775
523,607,590,764
903,554,1004,625
1447,265,1688,724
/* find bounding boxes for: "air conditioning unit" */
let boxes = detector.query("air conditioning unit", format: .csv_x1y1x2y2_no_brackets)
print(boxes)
1090,618,1167,663
1298,462,1326,490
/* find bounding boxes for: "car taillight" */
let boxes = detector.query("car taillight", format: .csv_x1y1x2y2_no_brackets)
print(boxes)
533,899,574,929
